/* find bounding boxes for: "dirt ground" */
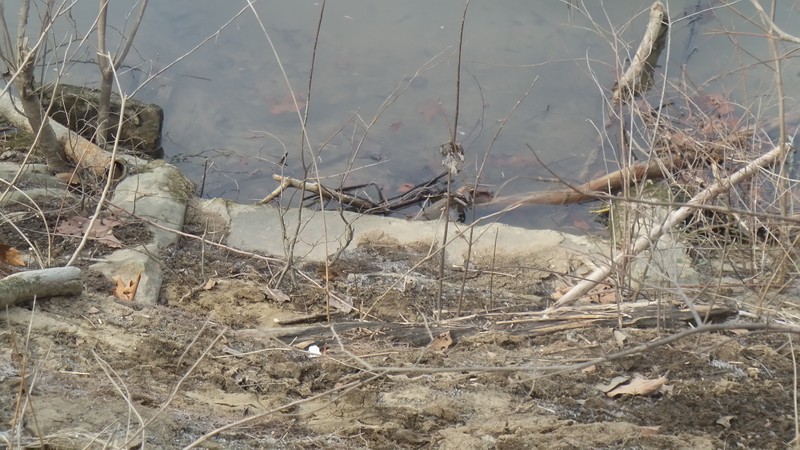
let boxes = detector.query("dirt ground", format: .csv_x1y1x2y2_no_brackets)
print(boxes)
2,196,799,450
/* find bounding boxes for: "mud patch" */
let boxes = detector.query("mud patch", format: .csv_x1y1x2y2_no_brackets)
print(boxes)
2,217,798,449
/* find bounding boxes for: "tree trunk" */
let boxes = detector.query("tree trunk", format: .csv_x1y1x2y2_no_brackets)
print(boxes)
95,69,113,147
15,46,71,173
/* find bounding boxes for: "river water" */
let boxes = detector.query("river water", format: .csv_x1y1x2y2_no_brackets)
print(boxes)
3,0,799,228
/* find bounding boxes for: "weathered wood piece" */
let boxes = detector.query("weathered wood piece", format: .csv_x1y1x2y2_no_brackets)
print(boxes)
492,156,678,207
612,1,669,104
0,267,83,307
38,83,164,158
0,90,127,179
236,302,737,349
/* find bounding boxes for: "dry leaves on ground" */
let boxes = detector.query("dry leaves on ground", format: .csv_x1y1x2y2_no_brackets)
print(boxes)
56,215,123,248
599,375,669,397
113,272,142,301
429,330,453,352
0,243,25,267
262,285,291,303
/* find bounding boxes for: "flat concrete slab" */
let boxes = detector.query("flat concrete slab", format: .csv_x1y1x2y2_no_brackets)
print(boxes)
219,201,597,268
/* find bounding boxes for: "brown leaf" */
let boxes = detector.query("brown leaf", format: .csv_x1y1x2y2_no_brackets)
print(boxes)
397,182,415,194
262,285,290,303
56,215,123,248
0,243,25,266
418,101,445,121
429,330,453,352
54,172,81,186
269,94,306,115
113,272,142,301
606,375,668,397
596,375,631,393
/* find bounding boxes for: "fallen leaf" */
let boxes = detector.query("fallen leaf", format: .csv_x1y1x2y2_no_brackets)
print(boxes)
54,172,81,186
397,182,415,194
203,279,218,290
389,121,404,132
596,375,631,393
418,100,445,121
0,243,25,266
429,330,453,352
613,329,628,348
269,94,306,115
262,285,290,303
56,215,123,248
292,340,316,350
606,375,668,397
716,415,735,428
113,272,142,301
639,425,661,436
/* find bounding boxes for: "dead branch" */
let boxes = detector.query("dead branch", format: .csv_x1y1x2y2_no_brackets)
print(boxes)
492,155,679,206
265,174,379,211
238,301,736,346
550,142,789,310
612,1,669,104
0,89,126,178
749,0,800,45
0,267,82,307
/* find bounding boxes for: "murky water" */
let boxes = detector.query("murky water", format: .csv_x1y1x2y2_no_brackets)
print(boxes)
3,0,799,228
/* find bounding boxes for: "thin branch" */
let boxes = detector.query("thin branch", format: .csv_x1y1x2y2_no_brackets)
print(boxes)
550,142,790,309
749,0,800,44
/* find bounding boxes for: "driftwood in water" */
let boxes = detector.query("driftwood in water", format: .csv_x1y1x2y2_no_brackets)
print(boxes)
259,171,466,219
551,142,789,309
491,156,679,207
0,90,127,179
612,2,669,104
261,156,679,216
38,83,164,158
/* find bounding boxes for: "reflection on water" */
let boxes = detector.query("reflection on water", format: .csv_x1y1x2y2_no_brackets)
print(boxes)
3,0,799,229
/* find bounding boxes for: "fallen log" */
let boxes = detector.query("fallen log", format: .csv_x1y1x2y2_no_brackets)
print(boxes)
491,156,679,207
0,90,126,179
0,267,83,307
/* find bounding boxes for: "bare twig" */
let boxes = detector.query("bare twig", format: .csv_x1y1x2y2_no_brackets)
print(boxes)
749,0,800,45
550,142,790,309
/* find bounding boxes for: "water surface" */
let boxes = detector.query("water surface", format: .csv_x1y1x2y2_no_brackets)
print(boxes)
4,0,800,228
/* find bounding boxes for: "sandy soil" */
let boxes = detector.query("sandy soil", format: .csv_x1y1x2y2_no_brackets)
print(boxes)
1,197,798,450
